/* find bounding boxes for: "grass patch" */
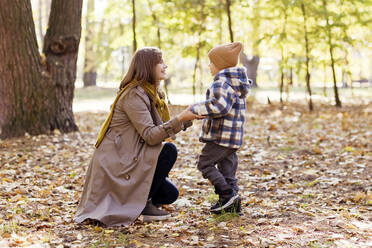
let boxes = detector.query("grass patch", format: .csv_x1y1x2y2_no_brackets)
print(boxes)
206,192,218,203
209,212,241,223
279,146,296,152
307,241,334,248
74,87,116,101
74,85,372,103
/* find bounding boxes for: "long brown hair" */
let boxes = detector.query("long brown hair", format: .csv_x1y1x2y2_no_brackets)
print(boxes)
119,47,162,90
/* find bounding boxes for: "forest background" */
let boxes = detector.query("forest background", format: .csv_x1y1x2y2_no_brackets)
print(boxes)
34,0,372,109
0,0,371,247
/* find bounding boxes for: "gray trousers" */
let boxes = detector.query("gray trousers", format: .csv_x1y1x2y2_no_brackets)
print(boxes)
197,142,238,194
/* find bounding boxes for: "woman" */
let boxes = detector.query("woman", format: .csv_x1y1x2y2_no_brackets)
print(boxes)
74,47,201,227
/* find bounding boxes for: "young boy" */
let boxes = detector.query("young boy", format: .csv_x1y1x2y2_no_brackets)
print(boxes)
191,42,251,214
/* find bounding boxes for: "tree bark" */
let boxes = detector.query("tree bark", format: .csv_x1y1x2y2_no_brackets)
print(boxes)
193,43,201,102
226,0,234,42
322,0,341,107
323,63,327,97
240,53,259,87
38,0,44,43
83,0,97,87
280,67,284,103
279,10,288,103
42,0,82,133
132,0,137,53
301,3,313,111
147,0,170,103
147,0,161,49
0,0,48,138
0,0,82,139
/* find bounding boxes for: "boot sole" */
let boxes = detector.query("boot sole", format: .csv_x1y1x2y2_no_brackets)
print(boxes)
142,214,171,222
210,195,239,213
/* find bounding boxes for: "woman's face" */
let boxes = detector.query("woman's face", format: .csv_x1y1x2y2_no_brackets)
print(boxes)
154,59,168,82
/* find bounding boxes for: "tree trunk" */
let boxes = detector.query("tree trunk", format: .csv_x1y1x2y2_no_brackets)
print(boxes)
344,56,354,96
147,0,161,49
301,3,313,111
42,0,82,133
218,6,223,43
147,0,170,103
83,0,97,87
0,0,83,139
240,53,259,87
193,0,206,102
245,0,262,87
192,43,201,102
280,68,284,103
322,0,341,107
279,10,288,104
0,0,49,138
38,0,44,43
323,63,327,97
132,0,137,53
225,0,234,42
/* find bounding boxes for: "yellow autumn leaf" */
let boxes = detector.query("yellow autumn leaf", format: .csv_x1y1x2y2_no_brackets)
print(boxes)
313,146,322,155
2,178,13,183
129,239,142,246
268,124,277,131
292,226,304,233
288,184,298,189
104,229,114,234
94,226,102,232
2,233,11,238
366,192,372,201
308,179,318,187
346,224,356,229
206,235,214,241
42,236,50,242
344,146,353,152
353,192,366,203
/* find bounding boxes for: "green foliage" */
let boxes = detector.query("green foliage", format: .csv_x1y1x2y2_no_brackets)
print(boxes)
60,0,372,87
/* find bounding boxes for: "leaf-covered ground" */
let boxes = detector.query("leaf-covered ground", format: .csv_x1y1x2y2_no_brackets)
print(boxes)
0,101,371,247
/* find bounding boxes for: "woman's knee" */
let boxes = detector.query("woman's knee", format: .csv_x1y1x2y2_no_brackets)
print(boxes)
162,142,178,163
164,178,179,204
151,178,179,205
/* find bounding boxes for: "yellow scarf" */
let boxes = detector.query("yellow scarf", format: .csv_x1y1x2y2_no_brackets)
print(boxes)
141,81,170,123
95,80,170,148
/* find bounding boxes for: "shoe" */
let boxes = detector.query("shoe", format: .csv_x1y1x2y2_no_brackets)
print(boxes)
210,193,240,214
141,200,171,222
224,196,242,215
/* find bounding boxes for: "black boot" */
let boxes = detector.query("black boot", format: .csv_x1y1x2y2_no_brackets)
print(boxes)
210,187,240,214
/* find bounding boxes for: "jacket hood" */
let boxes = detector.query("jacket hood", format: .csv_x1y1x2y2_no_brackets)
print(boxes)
214,66,252,98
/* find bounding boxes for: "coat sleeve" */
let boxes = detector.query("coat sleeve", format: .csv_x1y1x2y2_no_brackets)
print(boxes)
121,88,182,146
191,81,234,118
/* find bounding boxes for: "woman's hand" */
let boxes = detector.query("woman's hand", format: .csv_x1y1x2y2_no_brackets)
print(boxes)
177,106,204,122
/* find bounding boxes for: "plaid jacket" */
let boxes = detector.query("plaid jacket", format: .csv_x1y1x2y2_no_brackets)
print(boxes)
191,67,251,149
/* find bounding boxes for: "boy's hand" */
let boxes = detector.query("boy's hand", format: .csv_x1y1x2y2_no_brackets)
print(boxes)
187,105,204,119
177,106,204,122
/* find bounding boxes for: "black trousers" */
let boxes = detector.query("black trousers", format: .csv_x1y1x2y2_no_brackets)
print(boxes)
197,142,238,194
148,142,179,205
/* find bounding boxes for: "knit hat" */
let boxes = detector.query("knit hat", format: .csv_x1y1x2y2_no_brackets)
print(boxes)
208,42,243,70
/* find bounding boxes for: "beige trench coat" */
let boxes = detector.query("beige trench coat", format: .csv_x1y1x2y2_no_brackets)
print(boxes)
74,86,184,227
